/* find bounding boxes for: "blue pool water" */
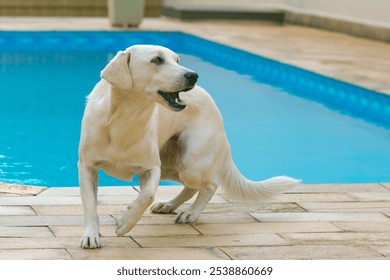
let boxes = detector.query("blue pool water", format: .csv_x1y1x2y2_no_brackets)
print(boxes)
0,31,389,186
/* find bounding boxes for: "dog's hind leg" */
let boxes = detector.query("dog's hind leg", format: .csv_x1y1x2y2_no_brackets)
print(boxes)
115,167,160,236
151,187,198,214
175,183,217,224
79,163,101,249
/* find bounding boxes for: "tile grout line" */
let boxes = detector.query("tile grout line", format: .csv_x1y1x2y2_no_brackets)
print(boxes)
362,244,387,258
248,212,261,223
65,248,75,260
36,187,49,196
291,202,309,213
129,236,143,248
379,183,390,191
275,232,296,246
190,224,204,236
217,247,234,260
30,204,38,216
47,225,57,238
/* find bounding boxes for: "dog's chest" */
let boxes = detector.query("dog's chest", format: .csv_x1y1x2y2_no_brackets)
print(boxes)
98,140,161,180
99,161,142,181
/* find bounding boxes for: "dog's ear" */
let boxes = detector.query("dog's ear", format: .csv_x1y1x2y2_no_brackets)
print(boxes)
101,51,132,92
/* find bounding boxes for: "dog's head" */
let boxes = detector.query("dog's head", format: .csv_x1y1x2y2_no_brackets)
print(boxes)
101,45,198,112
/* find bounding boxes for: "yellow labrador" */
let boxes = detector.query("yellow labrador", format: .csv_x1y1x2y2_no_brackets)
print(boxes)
78,45,300,248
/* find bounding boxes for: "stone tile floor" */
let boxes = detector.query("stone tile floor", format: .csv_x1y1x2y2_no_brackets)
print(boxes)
1,183,390,260
0,17,389,260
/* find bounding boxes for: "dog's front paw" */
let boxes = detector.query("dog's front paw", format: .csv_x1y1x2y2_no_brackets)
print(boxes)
115,218,135,237
80,233,101,249
151,201,177,214
175,210,199,224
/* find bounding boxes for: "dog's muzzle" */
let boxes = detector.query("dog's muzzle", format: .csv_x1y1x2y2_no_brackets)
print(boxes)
158,71,198,112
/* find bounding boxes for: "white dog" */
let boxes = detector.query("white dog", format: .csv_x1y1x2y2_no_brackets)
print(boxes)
78,45,300,248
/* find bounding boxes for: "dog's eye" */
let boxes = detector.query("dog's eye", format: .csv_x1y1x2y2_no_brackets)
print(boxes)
151,56,164,65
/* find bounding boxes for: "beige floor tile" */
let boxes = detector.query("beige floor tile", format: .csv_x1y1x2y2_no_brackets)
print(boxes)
298,201,390,212
194,222,341,235
0,195,139,206
95,195,141,205
0,237,79,249
0,249,72,260
194,213,257,224
128,214,179,225
102,237,141,248
369,244,390,257
0,196,82,206
154,194,229,204
381,184,390,191
32,205,83,215
250,212,390,222
112,210,256,225
39,186,138,196
155,186,186,195
38,187,80,196
350,193,390,201
135,233,287,248
0,237,139,249
32,204,136,215
121,212,258,225
221,245,383,260
281,232,390,245
0,206,35,215
68,247,229,260
50,225,103,237
33,205,126,216
202,202,304,213
0,193,21,197
0,226,54,238
272,193,357,203
45,211,255,227
50,224,200,238
130,224,200,237
98,186,144,196
289,184,388,193
0,215,115,226
333,221,390,232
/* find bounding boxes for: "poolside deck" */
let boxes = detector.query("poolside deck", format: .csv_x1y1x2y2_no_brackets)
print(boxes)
0,17,390,260
1,183,390,260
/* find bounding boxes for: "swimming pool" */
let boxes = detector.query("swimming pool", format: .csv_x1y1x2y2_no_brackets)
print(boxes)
0,31,389,186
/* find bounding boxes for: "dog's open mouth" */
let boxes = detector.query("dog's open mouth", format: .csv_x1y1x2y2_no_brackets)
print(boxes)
157,88,192,111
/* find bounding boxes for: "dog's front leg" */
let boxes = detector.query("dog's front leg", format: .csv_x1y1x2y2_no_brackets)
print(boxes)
115,167,160,236
79,162,100,248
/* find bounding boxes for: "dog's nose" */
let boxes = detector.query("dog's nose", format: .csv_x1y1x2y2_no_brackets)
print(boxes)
184,72,198,83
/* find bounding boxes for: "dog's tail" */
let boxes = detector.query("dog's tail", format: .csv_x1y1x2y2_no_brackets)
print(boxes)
220,156,300,201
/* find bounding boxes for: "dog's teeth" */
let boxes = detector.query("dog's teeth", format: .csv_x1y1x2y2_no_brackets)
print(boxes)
176,98,185,105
